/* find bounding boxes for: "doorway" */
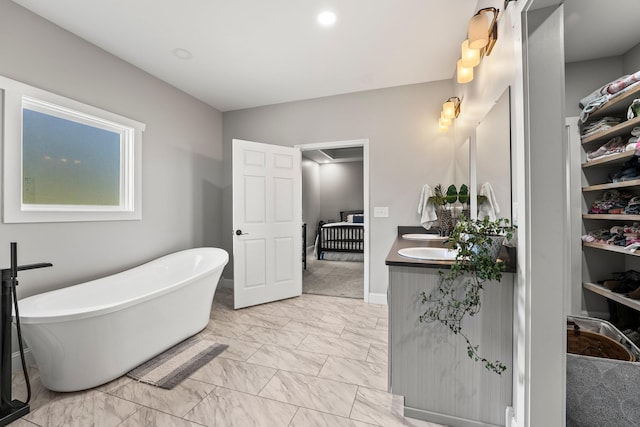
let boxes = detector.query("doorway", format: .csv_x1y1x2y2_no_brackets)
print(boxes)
295,139,370,302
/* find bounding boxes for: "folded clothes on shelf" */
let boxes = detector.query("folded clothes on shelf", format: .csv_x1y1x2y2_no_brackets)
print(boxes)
628,99,640,120
588,190,633,214
581,117,623,140
625,196,640,215
579,71,640,122
608,156,640,183
586,136,626,161
582,223,640,249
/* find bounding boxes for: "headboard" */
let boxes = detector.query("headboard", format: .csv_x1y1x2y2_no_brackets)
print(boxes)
340,210,364,222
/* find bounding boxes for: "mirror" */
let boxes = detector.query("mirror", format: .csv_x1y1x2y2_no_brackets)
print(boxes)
454,137,470,191
475,87,512,221
454,136,472,218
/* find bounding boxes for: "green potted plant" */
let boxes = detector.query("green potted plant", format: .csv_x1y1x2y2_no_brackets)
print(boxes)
429,184,459,236
419,215,516,374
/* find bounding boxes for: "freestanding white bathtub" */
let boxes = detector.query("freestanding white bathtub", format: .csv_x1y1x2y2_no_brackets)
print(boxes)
15,247,228,392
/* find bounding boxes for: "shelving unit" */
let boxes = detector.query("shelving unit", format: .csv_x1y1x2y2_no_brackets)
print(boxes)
583,179,640,192
581,83,640,313
583,213,640,221
581,116,640,145
588,88,640,120
583,282,640,312
583,241,640,256
582,150,635,168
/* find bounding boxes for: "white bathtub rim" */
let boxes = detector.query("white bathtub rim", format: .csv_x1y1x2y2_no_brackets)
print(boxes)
15,247,228,325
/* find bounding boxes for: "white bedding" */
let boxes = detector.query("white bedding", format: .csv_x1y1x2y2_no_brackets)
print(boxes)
322,221,364,228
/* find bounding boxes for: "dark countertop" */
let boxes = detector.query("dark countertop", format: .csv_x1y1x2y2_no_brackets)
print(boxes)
385,227,516,271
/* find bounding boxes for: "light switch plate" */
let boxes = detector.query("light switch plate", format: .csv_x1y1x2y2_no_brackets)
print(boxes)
374,206,389,218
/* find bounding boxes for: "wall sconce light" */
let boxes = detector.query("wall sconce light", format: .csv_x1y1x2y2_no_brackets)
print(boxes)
468,7,499,55
460,40,480,68
456,59,474,84
439,97,461,131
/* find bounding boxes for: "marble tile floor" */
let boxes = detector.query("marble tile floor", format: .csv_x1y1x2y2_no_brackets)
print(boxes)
9,288,446,427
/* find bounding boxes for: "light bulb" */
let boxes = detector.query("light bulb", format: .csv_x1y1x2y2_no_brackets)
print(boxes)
443,101,455,119
461,40,480,68
457,59,474,84
440,113,452,126
317,11,337,27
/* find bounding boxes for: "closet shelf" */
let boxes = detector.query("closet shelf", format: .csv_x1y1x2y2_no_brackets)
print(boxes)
582,179,640,191
582,151,635,168
583,213,640,221
581,116,640,145
583,282,640,312
588,84,640,120
583,241,640,256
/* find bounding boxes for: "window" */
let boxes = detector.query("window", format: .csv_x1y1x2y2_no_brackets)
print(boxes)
1,76,145,223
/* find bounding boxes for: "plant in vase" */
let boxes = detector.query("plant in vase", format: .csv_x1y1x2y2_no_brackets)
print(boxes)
418,215,516,374
429,184,459,236
458,184,470,218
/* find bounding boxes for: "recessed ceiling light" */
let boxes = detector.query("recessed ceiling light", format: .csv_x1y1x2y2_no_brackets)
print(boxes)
172,48,193,60
317,11,337,27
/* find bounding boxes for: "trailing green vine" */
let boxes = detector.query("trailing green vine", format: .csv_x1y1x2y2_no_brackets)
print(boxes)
419,216,516,374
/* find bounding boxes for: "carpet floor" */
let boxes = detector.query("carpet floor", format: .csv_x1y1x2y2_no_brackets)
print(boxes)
303,255,364,299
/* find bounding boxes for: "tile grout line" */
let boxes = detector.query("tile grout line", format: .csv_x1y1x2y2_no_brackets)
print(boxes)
104,378,212,423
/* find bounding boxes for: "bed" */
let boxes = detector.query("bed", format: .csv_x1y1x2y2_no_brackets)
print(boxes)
315,210,364,260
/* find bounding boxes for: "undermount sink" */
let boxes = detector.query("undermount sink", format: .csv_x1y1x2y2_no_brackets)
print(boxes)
397,247,458,261
401,233,447,241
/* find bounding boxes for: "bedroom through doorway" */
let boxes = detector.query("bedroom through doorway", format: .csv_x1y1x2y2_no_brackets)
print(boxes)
297,139,370,301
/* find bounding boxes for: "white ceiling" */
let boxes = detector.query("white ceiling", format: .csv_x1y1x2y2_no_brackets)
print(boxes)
11,0,640,112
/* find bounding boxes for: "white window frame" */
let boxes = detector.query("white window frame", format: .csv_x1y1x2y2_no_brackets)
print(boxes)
1,75,145,223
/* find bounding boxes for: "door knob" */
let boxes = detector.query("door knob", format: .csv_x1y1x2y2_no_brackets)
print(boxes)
235,230,248,236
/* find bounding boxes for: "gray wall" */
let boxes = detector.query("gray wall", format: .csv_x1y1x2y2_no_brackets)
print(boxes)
564,57,624,117
526,5,567,425
319,161,364,221
565,41,640,118
302,159,320,247
223,80,455,296
0,2,224,298
623,42,640,73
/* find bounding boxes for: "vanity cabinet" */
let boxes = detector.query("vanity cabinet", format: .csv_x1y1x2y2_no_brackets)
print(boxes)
580,83,640,313
386,237,513,427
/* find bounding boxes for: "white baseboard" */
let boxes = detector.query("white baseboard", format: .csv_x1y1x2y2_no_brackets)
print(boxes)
368,292,387,305
505,406,516,427
221,277,386,305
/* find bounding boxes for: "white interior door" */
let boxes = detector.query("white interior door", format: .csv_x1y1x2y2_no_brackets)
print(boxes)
232,139,302,309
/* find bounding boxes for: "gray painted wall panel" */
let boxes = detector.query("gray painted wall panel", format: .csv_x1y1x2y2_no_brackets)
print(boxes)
389,266,513,426
525,5,567,426
302,159,321,246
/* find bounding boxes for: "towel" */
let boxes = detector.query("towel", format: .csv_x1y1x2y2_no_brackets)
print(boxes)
478,182,500,221
418,184,438,230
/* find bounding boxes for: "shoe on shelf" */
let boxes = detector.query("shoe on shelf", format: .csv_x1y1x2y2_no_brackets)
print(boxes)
603,280,622,291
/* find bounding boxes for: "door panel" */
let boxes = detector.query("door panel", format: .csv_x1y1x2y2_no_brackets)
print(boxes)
232,139,302,309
